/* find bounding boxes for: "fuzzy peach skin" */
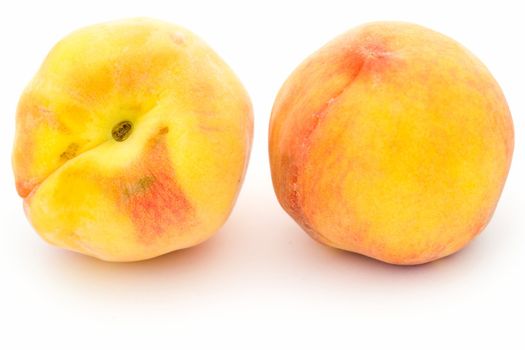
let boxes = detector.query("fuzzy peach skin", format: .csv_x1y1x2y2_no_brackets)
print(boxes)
13,18,253,262
269,22,513,265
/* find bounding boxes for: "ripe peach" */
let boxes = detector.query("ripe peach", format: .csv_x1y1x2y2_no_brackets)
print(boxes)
269,22,513,265
13,18,253,261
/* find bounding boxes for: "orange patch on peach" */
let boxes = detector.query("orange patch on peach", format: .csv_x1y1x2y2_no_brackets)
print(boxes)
66,66,114,104
17,95,61,129
16,179,38,198
275,39,398,231
115,133,194,243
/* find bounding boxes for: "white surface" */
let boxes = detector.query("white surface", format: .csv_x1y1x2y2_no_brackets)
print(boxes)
1,0,524,348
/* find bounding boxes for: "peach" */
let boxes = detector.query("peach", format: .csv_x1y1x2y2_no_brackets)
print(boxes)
269,22,513,265
13,18,253,261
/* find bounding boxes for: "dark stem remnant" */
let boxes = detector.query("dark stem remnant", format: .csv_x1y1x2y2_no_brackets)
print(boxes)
112,121,133,142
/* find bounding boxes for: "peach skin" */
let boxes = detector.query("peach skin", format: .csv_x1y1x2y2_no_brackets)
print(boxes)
13,18,253,262
269,22,513,265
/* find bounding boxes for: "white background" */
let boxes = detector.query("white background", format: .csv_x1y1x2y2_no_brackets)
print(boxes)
1,0,524,348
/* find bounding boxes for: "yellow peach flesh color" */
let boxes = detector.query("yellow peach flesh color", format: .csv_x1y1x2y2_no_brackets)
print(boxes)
13,18,253,262
269,22,513,265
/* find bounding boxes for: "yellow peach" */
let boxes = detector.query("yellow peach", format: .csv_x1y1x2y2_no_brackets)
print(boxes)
269,22,513,265
13,18,253,262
